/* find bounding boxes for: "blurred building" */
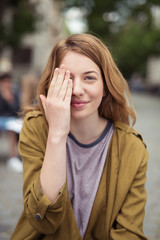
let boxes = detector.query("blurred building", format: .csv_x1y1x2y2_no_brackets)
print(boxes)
147,6,160,87
147,56,160,86
0,0,66,80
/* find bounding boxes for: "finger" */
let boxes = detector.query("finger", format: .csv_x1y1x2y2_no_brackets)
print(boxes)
47,68,59,98
58,70,70,100
52,64,66,97
64,79,72,103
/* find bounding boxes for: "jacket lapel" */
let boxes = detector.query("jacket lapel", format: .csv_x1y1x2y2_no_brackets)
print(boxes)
105,129,120,234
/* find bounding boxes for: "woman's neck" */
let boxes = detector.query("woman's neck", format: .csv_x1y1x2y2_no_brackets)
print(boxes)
70,115,108,144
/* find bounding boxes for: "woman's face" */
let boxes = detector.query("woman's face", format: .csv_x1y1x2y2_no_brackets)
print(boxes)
60,51,105,121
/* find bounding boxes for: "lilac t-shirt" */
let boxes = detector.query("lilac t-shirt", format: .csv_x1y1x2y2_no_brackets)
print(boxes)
66,120,114,238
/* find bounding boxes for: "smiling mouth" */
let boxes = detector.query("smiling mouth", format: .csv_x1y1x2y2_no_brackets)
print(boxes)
71,100,89,109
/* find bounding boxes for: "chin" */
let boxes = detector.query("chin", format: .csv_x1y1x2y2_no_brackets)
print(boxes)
71,108,98,121
71,112,86,120
71,108,89,119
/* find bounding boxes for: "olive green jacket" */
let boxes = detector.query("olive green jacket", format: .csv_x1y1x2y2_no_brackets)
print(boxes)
11,111,148,240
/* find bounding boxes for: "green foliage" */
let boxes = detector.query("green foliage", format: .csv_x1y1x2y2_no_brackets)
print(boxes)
0,0,40,52
63,0,160,78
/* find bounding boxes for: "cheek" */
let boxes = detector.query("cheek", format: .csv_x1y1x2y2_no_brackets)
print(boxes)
92,84,104,99
90,88,104,107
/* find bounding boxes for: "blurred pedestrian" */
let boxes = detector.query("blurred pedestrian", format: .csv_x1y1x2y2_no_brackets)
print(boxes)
20,73,39,112
0,72,22,172
11,33,148,239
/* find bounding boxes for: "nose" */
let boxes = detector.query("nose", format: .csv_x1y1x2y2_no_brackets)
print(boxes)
72,79,84,96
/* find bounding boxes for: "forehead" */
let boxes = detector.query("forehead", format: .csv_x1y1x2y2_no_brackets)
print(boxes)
60,51,100,73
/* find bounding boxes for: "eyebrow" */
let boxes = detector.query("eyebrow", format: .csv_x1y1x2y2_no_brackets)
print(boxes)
83,71,99,75
70,71,99,78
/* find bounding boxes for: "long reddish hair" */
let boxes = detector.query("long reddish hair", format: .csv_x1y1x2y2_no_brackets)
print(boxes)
34,33,136,125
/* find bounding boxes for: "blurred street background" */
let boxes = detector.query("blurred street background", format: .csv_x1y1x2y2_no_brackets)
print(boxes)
0,0,160,240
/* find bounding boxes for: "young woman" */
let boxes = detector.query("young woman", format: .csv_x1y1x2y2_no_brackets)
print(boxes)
11,33,148,240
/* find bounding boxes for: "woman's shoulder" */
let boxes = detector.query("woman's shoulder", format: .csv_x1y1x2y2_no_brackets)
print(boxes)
23,110,48,131
25,110,43,120
112,121,149,170
113,121,147,148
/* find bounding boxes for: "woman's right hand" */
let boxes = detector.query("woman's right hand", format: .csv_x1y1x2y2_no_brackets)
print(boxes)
40,64,72,138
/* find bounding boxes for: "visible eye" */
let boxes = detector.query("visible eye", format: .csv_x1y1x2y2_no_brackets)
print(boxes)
84,76,96,81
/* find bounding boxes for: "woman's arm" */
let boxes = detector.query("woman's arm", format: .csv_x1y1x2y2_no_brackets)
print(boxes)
18,113,70,235
39,65,72,203
18,65,73,235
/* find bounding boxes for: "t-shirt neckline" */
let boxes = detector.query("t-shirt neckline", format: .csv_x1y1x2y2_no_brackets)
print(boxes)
68,120,112,148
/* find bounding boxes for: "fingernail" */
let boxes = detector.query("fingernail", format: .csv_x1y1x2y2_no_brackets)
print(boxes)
60,64,65,69
66,70,70,75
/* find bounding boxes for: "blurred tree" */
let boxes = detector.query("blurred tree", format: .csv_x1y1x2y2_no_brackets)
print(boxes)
0,0,40,54
63,0,160,78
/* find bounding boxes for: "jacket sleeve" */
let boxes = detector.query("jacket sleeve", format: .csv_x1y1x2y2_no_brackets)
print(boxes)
110,132,149,240
18,112,69,235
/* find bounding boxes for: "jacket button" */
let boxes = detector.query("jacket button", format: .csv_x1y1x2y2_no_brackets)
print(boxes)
35,213,41,220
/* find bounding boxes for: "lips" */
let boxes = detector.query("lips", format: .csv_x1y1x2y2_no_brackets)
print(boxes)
71,100,89,109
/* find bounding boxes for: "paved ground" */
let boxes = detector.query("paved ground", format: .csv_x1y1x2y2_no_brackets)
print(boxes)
0,92,160,240
132,92,160,240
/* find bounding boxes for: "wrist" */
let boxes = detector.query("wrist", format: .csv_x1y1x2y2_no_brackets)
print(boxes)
48,130,68,144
